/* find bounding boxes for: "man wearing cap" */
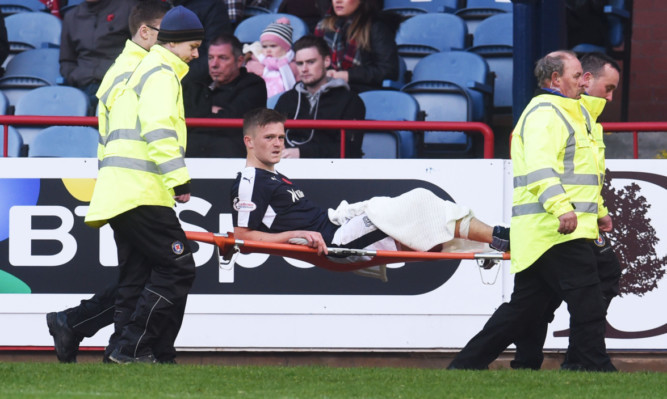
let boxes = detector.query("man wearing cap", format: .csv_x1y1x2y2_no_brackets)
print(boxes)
46,0,172,364
85,5,204,364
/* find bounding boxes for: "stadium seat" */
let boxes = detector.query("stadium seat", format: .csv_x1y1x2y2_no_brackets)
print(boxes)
28,126,98,158
0,48,62,106
382,56,408,90
14,85,90,146
468,13,513,110
359,90,420,158
0,90,8,114
455,0,513,34
0,125,23,157
244,0,282,17
266,92,282,109
0,0,46,16
234,14,309,44
395,13,467,72
402,51,492,157
383,0,459,17
5,12,62,54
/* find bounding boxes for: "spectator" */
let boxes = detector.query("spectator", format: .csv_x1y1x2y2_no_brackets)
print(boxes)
225,0,272,26
278,0,330,32
59,0,138,112
244,17,299,98
274,35,365,159
183,33,267,158
173,0,233,86
314,0,400,92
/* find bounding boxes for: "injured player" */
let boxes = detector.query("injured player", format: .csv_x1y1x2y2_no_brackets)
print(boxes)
231,108,509,264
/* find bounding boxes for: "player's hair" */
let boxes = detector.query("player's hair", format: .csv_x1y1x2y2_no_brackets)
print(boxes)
129,0,170,37
243,108,287,136
580,52,621,76
293,35,331,59
210,33,243,58
534,50,577,87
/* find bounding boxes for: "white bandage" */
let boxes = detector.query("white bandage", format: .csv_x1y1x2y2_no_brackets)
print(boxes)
457,213,474,240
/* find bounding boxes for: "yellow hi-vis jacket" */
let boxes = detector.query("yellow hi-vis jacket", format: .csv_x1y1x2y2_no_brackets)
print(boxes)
85,44,190,228
95,40,148,156
510,92,607,273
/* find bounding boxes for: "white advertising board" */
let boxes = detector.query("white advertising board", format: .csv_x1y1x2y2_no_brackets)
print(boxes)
0,158,665,351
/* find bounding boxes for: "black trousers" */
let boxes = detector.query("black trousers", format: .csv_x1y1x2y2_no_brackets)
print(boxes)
449,239,616,371
108,205,195,360
65,283,116,338
511,235,622,369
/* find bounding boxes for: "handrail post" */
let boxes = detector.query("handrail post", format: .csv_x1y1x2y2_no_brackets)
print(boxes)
633,131,638,159
3,124,7,158
340,128,346,158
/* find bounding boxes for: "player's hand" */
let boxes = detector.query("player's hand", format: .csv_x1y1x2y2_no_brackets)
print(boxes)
557,211,577,234
598,215,613,232
282,148,300,158
211,105,222,113
290,231,327,256
174,193,190,203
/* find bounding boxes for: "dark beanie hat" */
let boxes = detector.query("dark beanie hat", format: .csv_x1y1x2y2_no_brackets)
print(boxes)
157,6,204,43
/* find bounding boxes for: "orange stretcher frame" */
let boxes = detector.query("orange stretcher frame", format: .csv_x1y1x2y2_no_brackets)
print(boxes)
185,231,510,272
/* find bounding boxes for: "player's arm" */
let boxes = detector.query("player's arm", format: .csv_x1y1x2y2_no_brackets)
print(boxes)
233,227,328,255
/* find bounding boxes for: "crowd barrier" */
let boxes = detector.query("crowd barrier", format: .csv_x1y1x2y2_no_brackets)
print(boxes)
0,115,496,158
3,116,666,159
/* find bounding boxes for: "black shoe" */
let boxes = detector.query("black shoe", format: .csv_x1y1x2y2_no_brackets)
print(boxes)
490,226,510,252
109,347,156,364
46,312,81,363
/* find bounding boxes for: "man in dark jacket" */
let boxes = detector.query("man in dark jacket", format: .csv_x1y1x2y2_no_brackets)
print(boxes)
184,33,266,157
59,0,138,111
275,35,365,159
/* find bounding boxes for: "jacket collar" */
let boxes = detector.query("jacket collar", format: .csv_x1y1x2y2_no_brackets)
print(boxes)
579,94,606,120
151,44,190,81
533,88,583,118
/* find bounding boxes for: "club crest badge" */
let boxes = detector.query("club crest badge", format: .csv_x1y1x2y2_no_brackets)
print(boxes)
593,234,606,247
172,241,185,255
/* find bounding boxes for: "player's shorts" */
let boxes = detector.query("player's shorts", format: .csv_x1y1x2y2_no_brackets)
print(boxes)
328,213,398,263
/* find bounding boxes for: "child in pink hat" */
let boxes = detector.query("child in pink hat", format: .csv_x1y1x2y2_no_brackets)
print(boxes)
245,18,299,98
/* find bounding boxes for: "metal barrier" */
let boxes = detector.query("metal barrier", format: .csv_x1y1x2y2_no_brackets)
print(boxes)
0,115,496,159
601,122,667,159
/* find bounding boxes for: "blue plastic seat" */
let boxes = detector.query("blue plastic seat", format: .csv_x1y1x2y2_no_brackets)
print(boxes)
359,91,420,158
382,56,408,90
266,92,282,109
468,13,513,109
28,126,98,158
402,51,492,157
14,86,90,145
395,13,467,72
455,0,513,34
0,0,46,16
234,13,310,44
383,0,459,16
0,48,62,106
0,126,23,157
5,12,61,53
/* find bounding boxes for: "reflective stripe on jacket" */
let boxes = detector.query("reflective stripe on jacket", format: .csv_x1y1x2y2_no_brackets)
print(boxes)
85,45,190,228
510,93,606,272
95,40,148,160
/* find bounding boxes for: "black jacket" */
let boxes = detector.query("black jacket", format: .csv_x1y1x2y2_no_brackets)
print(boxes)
274,78,366,158
183,68,266,158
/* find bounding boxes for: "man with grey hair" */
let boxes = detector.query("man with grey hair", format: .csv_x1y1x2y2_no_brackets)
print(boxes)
448,51,616,372
510,51,622,371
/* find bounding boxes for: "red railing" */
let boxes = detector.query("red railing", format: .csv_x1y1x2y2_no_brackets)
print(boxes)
601,122,667,159
0,115,496,158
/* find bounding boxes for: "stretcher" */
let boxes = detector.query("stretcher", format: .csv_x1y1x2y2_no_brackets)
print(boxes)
185,231,510,273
